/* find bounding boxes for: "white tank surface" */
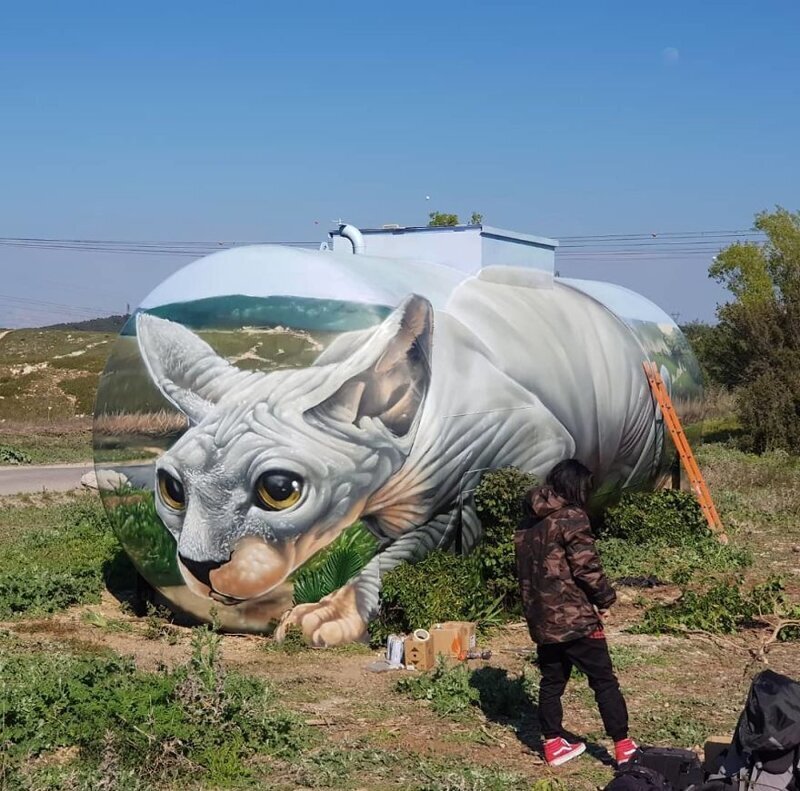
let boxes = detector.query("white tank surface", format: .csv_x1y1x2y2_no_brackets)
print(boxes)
93,227,702,643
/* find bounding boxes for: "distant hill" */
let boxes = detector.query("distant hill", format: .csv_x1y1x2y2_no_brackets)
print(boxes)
121,295,391,334
40,314,131,333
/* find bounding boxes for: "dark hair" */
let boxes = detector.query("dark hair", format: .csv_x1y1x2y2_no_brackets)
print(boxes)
546,459,594,508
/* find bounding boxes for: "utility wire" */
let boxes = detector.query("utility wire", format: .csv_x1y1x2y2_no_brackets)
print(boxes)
0,228,766,322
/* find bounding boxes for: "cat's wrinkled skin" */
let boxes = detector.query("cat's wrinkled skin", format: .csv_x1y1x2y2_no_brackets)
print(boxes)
136,273,661,646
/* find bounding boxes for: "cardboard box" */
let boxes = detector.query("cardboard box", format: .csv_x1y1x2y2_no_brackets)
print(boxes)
430,624,464,661
439,621,477,652
404,633,434,671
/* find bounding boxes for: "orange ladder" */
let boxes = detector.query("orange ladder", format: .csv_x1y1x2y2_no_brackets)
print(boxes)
643,361,727,542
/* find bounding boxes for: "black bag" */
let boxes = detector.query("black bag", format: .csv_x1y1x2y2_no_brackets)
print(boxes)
630,747,703,790
604,763,672,791
705,670,800,791
735,670,800,756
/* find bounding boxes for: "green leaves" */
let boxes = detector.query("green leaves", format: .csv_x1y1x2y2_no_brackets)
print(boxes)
427,211,460,227
0,444,31,465
396,656,480,717
473,467,539,613
700,206,800,454
0,631,309,786
636,576,798,636
292,546,366,605
603,489,708,545
598,489,752,585
291,523,377,605
370,551,491,644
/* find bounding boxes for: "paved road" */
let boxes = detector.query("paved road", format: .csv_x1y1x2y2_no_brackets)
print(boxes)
0,461,155,495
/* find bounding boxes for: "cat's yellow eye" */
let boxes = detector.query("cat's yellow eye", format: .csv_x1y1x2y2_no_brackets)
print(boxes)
255,471,302,511
158,470,186,511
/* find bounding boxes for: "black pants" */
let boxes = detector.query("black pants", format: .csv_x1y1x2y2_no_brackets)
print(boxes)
537,635,628,742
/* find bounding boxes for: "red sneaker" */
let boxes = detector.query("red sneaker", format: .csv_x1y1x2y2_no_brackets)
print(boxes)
543,737,586,767
614,737,639,765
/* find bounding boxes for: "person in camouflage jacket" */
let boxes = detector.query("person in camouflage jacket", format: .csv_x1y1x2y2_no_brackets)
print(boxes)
515,459,638,768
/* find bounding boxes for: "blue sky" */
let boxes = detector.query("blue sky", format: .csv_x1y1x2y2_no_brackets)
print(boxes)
1,0,798,326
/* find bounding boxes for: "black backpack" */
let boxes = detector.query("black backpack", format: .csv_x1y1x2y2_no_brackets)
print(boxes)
705,670,800,791
630,747,704,790
604,764,673,791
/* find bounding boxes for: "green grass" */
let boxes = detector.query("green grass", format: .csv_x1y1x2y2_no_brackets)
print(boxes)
279,741,532,791
0,493,132,618
599,533,752,585
396,657,539,721
0,628,310,789
0,428,92,464
103,489,183,588
0,330,113,369
59,374,100,414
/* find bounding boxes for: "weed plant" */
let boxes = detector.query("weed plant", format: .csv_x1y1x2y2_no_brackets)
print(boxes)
0,627,309,788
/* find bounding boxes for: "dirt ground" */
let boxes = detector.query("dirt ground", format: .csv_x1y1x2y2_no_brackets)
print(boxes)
3,585,798,790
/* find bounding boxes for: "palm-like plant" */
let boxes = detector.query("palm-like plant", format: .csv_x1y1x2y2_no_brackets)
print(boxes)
291,523,377,605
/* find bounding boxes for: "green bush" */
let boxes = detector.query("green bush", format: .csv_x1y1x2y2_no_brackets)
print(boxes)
0,627,309,786
598,489,752,585
0,444,31,465
736,359,800,454
371,551,498,644
602,489,708,545
636,576,800,636
473,467,538,612
371,467,533,640
0,499,126,617
396,656,480,717
598,534,752,586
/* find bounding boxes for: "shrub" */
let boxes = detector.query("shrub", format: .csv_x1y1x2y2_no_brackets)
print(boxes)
598,534,752,587
736,358,800,454
473,467,538,612
602,489,708,545
0,627,309,786
598,489,752,585
635,576,799,636
0,444,32,465
396,656,479,717
371,551,497,644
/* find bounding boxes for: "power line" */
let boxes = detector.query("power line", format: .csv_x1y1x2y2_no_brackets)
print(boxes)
0,228,764,324
0,293,118,317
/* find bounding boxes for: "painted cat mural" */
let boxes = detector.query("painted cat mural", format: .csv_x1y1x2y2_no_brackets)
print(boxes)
136,268,670,646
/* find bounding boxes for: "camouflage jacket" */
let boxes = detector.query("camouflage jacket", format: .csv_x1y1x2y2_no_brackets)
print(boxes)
514,486,616,645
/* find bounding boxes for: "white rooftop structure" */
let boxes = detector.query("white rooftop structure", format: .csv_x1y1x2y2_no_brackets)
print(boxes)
328,223,558,276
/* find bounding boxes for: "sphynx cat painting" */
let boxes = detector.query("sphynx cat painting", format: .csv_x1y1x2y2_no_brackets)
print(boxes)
94,243,702,645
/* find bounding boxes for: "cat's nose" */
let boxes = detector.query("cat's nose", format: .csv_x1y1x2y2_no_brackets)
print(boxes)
178,555,224,587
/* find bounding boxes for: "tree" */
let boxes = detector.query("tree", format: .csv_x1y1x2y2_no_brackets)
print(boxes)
469,212,484,225
707,207,800,452
428,211,459,227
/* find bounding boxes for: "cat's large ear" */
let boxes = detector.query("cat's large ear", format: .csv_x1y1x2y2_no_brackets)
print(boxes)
308,295,433,438
136,313,259,423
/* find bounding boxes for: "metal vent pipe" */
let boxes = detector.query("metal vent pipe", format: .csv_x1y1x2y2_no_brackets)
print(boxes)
339,224,365,254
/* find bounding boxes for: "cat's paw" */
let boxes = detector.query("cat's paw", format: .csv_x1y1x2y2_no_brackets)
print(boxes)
274,584,367,647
